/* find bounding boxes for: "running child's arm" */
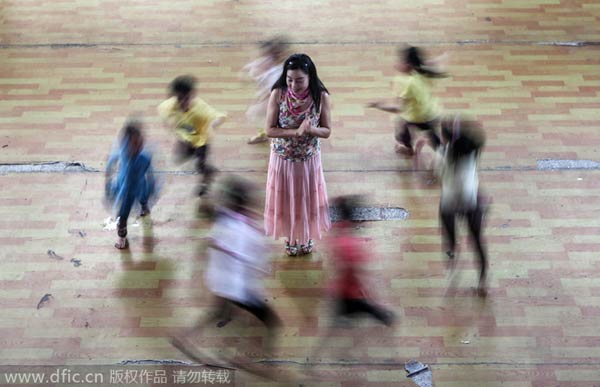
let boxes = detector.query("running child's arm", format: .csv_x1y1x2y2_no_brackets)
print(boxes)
210,116,226,130
366,98,404,114
425,51,449,74
241,57,269,80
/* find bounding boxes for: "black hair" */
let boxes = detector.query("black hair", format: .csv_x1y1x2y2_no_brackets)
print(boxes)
120,118,144,157
260,35,289,61
333,195,363,222
169,75,197,97
402,46,446,78
121,119,142,142
271,53,329,113
441,116,485,163
220,175,253,212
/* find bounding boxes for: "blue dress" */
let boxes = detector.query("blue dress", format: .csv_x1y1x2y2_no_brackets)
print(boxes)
106,141,156,221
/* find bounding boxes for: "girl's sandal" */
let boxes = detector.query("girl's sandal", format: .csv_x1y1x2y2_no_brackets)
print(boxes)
285,241,298,256
140,204,150,217
300,239,314,255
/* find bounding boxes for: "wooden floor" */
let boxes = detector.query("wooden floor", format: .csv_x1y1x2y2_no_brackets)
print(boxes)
1,1,600,386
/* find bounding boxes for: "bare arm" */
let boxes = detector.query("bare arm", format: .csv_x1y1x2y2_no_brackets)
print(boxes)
303,92,331,139
367,97,404,114
210,115,226,130
265,89,300,138
425,51,449,73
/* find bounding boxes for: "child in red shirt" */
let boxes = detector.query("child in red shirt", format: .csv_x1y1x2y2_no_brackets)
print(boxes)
309,196,395,365
330,196,395,324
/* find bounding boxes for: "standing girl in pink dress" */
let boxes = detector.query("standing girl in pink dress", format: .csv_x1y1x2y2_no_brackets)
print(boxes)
264,54,332,256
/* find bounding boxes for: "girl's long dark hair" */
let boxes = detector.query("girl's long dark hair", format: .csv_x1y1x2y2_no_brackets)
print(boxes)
271,53,329,113
121,119,142,145
403,46,446,78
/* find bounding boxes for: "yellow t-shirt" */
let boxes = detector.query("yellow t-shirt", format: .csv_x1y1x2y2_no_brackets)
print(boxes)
158,97,226,148
393,72,439,123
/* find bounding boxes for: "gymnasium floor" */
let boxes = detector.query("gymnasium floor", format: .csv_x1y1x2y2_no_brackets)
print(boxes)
1,1,600,385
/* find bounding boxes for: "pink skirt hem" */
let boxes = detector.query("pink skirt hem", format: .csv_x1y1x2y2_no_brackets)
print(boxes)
264,151,331,245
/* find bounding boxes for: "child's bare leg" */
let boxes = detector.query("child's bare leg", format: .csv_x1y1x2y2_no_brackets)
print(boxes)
413,136,428,170
440,209,457,271
115,197,134,249
232,297,281,358
309,323,338,363
115,219,128,249
418,127,442,175
394,120,414,156
309,299,352,363
171,298,229,362
467,206,488,297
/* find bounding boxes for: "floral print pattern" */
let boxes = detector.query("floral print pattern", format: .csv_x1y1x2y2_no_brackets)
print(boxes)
272,94,321,162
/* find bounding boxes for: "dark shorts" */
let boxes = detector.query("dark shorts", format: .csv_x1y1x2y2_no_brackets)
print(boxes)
395,118,441,149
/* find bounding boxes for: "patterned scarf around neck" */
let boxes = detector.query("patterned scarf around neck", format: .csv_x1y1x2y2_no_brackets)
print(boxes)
285,88,313,116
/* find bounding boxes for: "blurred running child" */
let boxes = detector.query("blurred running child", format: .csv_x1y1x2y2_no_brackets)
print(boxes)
437,115,489,296
158,75,226,196
368,46,446,165
170,175,281,364
105,118,156,249
242,36,290,144
310,195,395,362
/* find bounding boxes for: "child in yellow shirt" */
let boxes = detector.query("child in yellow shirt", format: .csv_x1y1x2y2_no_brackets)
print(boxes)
158,75,226,196
368,46,446,160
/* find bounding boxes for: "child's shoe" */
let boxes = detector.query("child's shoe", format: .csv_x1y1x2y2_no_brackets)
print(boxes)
140,204,150,217
382,310,396,327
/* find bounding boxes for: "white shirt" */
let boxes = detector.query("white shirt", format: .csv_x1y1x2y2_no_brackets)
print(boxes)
205,208,269,304
243,57,283,100
440,147,479,211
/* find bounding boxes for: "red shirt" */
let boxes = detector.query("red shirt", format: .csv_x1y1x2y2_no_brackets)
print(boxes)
332,223,370,299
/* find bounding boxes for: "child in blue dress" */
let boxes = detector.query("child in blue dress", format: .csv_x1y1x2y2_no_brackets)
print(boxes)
105,119,156,249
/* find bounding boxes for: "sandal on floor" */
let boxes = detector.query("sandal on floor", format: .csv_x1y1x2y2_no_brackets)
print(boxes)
300,239,314,255
114,237,129,250
285,240,298,256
